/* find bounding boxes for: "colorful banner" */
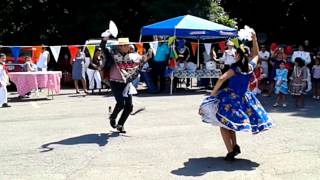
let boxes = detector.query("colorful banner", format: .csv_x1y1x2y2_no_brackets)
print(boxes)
10,47,20,63
50,46,61,62
191,42,198,56
86,45,96,59
204,43,212,56
135,43,143,55
32,46,42,63
218,41,225,54
149,42,158,56
68,46,79,62
231,38,240,48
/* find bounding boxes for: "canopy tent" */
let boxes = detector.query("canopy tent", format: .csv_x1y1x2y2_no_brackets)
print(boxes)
140,15,237,39
140,15,237,95
140,15,237,66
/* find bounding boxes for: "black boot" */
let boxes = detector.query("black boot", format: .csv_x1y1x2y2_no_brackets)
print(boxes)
224,151,236,161
233,144,241,156
116,125,126,133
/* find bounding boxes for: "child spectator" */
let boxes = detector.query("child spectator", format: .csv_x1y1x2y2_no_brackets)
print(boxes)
249,60,263,95
289,58,308,107
273,61,288,107
312,57,320,99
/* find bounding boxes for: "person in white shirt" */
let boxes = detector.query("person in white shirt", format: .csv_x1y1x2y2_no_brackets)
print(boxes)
291,45,311,65
0,53,10,108
258,44,270,76
258,45,271,93
219,41,236,89
36,47,50,71
220,41,236,68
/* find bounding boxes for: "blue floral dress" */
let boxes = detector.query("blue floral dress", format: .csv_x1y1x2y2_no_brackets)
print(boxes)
214,62,273,134
274,69,288,94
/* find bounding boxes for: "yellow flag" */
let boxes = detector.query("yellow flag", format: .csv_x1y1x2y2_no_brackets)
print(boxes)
231,38,239,48
86,45,96,59
168,36,176,45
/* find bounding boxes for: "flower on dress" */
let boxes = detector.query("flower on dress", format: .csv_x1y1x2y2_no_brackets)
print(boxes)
242,119,249,124
221,118,228,125
224,104,232,111
246,108,252,116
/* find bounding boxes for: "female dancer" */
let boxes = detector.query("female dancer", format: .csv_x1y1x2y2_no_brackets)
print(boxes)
207,32,272,161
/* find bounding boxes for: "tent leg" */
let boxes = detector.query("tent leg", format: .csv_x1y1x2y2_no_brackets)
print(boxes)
170,71,173,95
139,34,142,42
197,39,200,68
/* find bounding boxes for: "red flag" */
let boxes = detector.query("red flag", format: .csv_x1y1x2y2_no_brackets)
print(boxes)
135,43,143,55
191,42,198,56
32,46,42,63
218,42,225,54
68,46,79,64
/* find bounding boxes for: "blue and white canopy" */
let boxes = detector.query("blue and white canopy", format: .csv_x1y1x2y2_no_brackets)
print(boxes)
141,15,237,39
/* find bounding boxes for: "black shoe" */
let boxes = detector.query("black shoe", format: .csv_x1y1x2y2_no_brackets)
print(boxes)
1,103,11,108
233,144,241,156
109,118,116,129
224,152,235,161
116,125,126,133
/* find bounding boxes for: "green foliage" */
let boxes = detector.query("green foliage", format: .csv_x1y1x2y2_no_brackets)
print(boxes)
0,0,235,45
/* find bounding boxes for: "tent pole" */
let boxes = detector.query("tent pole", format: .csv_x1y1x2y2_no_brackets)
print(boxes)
197,39,200,68
139,34,142,42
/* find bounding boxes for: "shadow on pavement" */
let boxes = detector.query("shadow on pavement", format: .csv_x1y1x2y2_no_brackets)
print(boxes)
171,157,259,177
40,132,121,153
258,95,320,118
8,97,51,103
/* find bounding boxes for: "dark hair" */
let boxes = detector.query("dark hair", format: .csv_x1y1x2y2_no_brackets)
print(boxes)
235,46,250,73
0,53,6,58
295,57,305,67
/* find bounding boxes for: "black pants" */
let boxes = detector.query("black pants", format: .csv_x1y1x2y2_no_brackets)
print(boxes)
109,81,133,126
151,61,167,91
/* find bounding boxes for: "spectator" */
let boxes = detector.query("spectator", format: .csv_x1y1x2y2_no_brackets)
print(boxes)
87,48,103,94
24,56,37,72
268,47,287,96
72,50,88,95
36,47,50,71
311,57,320,99
0,53,10,108
151,39,170,92
289,58,308,107
273,61,288,107
258,44,270,94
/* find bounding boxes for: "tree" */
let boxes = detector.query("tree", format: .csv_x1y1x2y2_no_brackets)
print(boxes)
0,0,234,45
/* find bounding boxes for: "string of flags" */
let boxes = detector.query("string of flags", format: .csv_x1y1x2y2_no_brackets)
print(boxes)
0,38,240,63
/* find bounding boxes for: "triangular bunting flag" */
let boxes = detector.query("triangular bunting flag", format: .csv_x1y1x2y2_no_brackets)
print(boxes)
191,42,198,56
50,46,61,62
68,46,79,65
86,45,96,59
32,46,42,63
168,36,176,46
177,39,184,50
204,43,212,56
231,38,239,48
135,43,143,55
218,42,225,54
149,42,158,56
10,47,20,63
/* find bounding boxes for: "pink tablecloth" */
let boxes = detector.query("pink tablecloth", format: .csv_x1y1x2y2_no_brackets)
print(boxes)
9,71,62,96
